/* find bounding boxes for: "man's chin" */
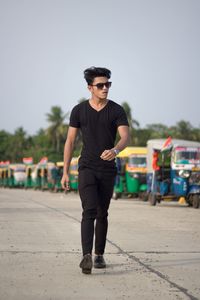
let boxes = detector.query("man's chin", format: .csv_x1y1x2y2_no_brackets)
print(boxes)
100,94,108,100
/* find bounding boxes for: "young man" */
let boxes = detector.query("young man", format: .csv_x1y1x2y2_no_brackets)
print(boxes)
61,67,129,274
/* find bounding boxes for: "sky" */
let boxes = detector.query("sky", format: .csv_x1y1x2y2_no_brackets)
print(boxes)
0,0,200,135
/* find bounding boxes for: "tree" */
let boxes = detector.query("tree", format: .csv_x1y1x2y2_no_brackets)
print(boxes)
28,129,50,163
46,106,67,154
8,127,27,162
172,120,194,140
0,130,12,161
146,123,169,139
121,102,139,145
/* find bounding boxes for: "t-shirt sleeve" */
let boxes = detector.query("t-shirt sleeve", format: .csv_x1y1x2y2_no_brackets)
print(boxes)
115,106,129,127
69,105,80,128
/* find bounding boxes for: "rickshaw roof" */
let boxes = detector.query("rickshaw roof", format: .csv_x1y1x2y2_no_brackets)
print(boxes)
147,139,200,150
147,139,200,172
9,164,26,170
70,157,79,164
35,162,55,169
56,158,79,167
56,161,64,167
118,147,147,157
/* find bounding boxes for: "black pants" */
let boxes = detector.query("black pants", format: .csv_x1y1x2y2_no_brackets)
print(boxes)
78,168,116,256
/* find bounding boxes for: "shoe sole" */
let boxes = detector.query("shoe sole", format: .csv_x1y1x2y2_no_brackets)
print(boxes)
80,256,93,274
94,264,106,269
82,268,92,274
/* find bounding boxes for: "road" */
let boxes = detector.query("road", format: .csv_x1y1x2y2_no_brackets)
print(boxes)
0,189,200,300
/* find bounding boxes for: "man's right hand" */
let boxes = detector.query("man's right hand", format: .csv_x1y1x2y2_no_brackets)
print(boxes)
61,174,70,191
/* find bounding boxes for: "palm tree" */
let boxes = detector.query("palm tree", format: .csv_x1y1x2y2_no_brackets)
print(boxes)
9,127,27,162
121,101,139,145
121,102,139,128
46,106,67,153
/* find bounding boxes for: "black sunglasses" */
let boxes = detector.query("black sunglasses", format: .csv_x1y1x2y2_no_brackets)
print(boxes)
91,82,112,90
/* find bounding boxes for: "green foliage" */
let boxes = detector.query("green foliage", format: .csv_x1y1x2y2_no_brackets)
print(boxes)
0,104,200,164
46,106,68,150
121,101,140,145
0,130,12,161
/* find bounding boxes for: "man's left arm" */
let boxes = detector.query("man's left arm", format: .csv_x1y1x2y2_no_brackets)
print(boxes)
100,125,130,161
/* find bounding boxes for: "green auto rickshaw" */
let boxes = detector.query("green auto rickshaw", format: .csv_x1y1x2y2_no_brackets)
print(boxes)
24,165,35,189
0,167,4,187
2,168,9,187
8,164,26,188
125,148,147,200
46,163,57,191
113,147,147,200
54,162,64,192
37,162,55,191
31,165,42,189
69,157,79,191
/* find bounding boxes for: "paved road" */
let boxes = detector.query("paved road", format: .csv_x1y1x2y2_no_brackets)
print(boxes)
0,189,200,300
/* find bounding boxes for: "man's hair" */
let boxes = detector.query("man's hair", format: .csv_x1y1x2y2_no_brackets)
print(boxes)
84,67,111,85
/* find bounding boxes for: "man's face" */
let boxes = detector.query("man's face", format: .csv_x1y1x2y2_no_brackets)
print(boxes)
88,76,111,100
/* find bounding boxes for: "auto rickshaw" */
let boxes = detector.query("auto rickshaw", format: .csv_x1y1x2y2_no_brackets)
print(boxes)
2,168,9,187
147,139,200,208
125,148,147,200
8,164,26,188
54,162,64,192
46,163,57,191
0,168,3,187
113,147,136,199
31,165,42,189
113,147,147,200
24,165,35,189
0,166,4,187
34,162,55,191
69,157,79,191
0,162,9,187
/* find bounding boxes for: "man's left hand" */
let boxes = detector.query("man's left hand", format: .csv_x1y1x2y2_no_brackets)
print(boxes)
100,149,116,161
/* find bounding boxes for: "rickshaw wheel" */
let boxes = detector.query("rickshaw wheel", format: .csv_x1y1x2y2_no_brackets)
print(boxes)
149,192,157,206
140,192,148,202
186,196,192,207
54,187,58,193
112,192,120,200
192,195,200,209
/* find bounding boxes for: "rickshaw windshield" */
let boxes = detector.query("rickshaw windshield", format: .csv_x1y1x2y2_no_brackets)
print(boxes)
70,164,78,171
13,166,26,172
128,156,146,167
174,147,200,164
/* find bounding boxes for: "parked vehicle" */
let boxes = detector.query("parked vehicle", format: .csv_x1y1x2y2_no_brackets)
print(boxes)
54,158,79,192
54,162,64,192
0,162,10,187
46,163,59,191
113,147,147,200
125,148,147,200
113,156,126,199
31,165,42,190
8,164,26,187
147,139,200,208
24,165,35,189
2,168,9,187
69,157,79,191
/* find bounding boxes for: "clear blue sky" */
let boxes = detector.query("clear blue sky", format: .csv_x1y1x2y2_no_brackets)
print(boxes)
0,0,200,135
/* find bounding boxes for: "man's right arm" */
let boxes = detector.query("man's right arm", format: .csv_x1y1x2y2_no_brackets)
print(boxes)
61,126,79,190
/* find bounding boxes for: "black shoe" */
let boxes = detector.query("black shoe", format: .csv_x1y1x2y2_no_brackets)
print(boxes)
79,254,93,274
94,255,106,269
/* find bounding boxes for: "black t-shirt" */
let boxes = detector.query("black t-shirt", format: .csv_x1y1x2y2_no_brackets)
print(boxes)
69,100,129,172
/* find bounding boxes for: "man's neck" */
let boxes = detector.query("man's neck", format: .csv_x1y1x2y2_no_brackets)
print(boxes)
90,96,107,105
89,97,108,111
